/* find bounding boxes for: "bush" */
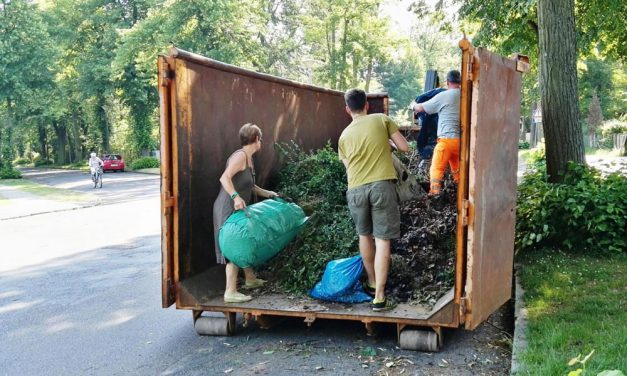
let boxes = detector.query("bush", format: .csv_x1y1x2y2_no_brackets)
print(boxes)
518,140,530,149
516,156,626,253
12,157,30,166
0,167,22,179
34,158,54,167
131,157,160,170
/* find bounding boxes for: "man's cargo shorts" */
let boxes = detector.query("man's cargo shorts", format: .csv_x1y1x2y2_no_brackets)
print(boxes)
346,180,400,240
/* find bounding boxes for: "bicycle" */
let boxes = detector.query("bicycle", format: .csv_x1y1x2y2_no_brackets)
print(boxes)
91,166,103,188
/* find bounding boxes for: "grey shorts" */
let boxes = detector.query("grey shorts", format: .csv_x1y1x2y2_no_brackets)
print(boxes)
346,180,400,240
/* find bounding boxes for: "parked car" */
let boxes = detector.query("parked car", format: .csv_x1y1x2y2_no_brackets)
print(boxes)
102,154,125,172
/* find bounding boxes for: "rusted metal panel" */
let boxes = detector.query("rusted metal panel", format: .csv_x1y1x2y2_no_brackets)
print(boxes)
158,56,176,308
464,48,521,329
165,48,387,281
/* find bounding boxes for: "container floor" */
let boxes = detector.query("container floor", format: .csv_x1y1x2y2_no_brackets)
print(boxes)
178,266,453,321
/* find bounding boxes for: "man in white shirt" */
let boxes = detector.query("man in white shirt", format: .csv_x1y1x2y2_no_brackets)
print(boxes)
411,70,461,195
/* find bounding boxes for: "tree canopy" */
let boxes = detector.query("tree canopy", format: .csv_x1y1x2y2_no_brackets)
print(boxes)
1,0,624,172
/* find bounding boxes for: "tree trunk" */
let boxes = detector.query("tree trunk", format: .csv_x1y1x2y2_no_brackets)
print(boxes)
538,0,585,182
2,97,15,169
52,121,67,165
69,117,82,163
364,57,373,92
97,96,110,153
37,123,48,160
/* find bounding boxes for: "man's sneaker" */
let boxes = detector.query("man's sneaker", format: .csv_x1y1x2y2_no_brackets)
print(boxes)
362,281,376,296
371,298,397,312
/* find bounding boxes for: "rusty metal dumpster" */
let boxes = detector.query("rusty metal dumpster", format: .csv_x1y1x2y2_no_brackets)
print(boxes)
158,40,528,351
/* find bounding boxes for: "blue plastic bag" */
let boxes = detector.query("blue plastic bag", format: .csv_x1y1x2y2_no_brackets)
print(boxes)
309,255,372,303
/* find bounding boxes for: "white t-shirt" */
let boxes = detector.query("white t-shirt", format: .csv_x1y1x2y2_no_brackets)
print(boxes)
421,88,460,139
89,157,103,169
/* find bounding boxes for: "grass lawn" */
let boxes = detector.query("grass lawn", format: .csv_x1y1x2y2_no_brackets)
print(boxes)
517,250,627,375
0,179,93,202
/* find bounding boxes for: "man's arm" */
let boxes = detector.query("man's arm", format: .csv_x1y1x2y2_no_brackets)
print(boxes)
389,131,409,153
412,103,426,114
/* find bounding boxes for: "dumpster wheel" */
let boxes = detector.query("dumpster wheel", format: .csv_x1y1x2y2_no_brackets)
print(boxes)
193,311,236,336
399,328,440,352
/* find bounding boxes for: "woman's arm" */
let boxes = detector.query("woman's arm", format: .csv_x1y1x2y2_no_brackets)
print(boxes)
253,185,278,198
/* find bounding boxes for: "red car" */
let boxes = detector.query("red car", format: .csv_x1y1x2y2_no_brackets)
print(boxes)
102,154,125,172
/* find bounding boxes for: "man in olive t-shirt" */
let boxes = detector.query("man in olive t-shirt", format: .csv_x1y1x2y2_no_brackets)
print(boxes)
338,88,409,312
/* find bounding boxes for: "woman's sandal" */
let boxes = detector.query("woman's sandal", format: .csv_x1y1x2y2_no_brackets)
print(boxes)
224,292,253,303
243,278,267,289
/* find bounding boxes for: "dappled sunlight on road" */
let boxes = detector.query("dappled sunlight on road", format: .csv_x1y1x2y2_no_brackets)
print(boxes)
97,308,139,329
0,299,44,314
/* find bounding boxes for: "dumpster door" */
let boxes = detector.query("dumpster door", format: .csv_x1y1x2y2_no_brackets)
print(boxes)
158,56,176,308
464,48,521,329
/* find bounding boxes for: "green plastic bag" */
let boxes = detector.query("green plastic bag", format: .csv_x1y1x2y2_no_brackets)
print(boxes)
219,198,308,268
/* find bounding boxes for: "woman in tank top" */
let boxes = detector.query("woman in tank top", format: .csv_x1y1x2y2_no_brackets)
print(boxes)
212,123,278,303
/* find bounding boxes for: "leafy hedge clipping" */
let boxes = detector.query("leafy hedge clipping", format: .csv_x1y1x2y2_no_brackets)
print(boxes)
516,149,626,253
130,157,160,170
261,142,357,293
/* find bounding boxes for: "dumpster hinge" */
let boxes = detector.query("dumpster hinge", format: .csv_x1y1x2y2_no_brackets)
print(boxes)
164,191,176,208
465,55,474,81
459,297,469,323
461,199,470,226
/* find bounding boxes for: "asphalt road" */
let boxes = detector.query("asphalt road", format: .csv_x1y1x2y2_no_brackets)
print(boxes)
0,169,512,375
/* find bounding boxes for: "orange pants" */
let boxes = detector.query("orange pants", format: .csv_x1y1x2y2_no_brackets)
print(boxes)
429,138,460,194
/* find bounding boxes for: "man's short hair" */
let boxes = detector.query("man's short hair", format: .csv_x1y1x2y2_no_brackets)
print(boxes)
344,88,367,112
446,70,461,84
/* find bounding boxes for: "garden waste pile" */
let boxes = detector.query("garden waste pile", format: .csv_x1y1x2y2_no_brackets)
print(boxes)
258,143,456,309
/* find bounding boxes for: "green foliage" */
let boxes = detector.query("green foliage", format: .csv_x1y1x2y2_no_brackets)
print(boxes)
597,118,627,149
518,141,530,150
264,142,357,293
0,167,22,179
516,158,626,253
130,156,160,170
12,157,30,166
34,158,54,167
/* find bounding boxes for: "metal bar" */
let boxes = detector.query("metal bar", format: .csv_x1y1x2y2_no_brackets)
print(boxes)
456,38,475,324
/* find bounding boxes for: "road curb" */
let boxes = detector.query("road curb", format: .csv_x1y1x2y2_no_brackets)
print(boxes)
510,264,528,375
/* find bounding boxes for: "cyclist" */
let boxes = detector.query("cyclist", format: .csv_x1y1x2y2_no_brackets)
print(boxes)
88,152,103,182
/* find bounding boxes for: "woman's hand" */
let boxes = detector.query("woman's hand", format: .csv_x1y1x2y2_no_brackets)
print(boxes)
233,195,246,210
267,190,279,199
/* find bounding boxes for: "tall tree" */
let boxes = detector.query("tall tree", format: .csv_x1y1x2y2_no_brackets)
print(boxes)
538,0,584,181
302,0,392,91
0,0,56,169
113,0,262,158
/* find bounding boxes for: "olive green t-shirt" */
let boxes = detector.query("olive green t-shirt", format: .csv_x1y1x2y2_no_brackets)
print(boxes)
338,113,399,189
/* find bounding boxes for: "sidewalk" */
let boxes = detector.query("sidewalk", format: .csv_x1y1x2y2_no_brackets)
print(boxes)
0,183,99,220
